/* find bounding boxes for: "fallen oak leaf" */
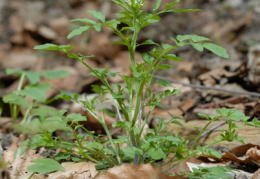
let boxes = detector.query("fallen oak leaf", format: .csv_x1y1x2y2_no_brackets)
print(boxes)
95,163,177,179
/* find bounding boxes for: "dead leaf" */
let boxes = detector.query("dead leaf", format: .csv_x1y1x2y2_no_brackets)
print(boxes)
48,162,98,179
246,147,260,163
253,169,260,179
3,137,43,178
163,157,202,175
96,163,175,179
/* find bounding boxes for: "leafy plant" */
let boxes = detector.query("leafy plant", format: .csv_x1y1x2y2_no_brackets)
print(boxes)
4,0,259,177
3,68,69,123
185,166,234,179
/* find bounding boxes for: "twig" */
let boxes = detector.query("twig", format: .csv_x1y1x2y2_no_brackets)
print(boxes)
188,119,228,146
155,75,260,97
198,95,247,108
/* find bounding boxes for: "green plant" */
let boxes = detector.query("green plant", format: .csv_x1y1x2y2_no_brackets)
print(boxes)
3,68,69,123
5,0,259,177
185,165,234,179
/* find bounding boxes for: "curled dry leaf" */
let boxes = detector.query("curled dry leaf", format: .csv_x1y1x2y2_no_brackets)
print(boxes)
252,169,260,179
96,163,176,179
246,147,260,163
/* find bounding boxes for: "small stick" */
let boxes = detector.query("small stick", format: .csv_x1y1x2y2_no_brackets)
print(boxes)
188,119,228,146
155,75,260,97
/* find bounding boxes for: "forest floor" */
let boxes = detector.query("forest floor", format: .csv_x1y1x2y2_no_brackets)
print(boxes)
0,0,260,178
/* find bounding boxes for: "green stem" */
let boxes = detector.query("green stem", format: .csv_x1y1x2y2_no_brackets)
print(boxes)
100,110,121,165
78,59,130,122
72,129,114,165
28,172,36,179
11,73,25,121
189,117,221,150
20,105,33,125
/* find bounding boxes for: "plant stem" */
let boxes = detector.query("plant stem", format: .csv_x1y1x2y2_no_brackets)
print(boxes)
11,73,25,121
189,117,221,150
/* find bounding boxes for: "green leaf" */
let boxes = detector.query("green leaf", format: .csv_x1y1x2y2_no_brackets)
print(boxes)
171,120,184,127
14,119,69,133
66,113,87,122
120,26,135,32
208,149,222,159
138,40,159,46
70,18,96,24
27,159,64,174
148,102,164,108
34,44,74,51
162,43,173,50
67,26,92,39
155,64,174,70
198,113,209,120
55,152,71,160
157,79,173,87
93,23,102,32
246,118,260,128
153,0,162,11
86,10,105,23
122,147,143,159
32,106,64,119
164,54,183,61
18,85,50,102
3,93,30,108
177,35,211,43
227,110,249,121
84,141,104,150
106,19,121,29
190,40,203,51
41,70,69,79
170,37,184,46
147,148,166,160
203,43,229,58
142,53,154,63
6,69,41,84
164,0,180,11
111,92,123,99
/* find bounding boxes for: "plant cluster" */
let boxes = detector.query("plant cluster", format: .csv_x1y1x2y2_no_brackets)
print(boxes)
2,0,260,177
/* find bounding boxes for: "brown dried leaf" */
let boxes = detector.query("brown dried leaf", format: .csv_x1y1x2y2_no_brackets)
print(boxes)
48,162,98,179
246,147,260,163
163,156,202,175
252,169,260,179
96,163,175,179
3,138,43,178
0,117,12,132
231,144,260,157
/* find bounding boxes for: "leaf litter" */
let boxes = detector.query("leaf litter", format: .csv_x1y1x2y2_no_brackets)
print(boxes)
0,0,260,178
